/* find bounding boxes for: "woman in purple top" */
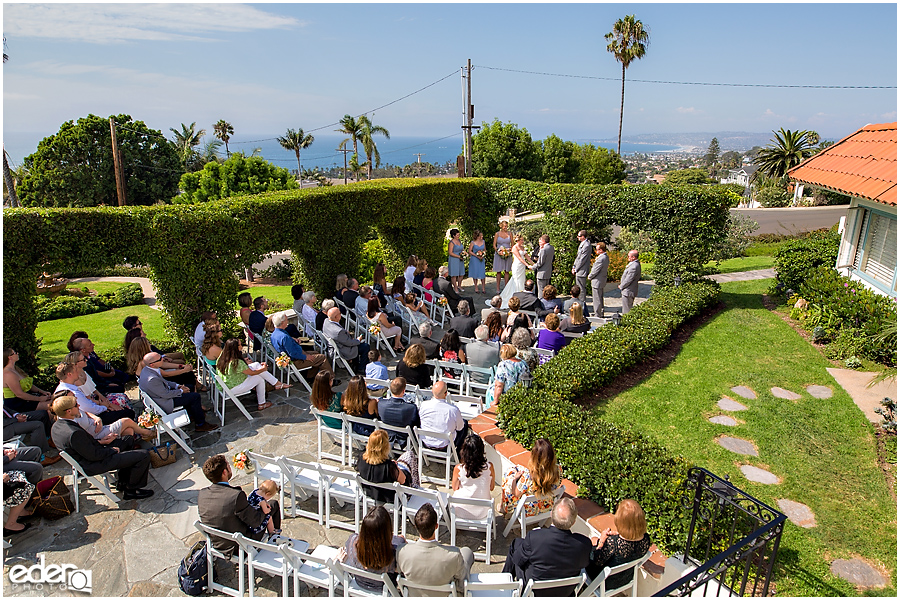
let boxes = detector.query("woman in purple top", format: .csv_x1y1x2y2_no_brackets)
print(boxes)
536,313,566,355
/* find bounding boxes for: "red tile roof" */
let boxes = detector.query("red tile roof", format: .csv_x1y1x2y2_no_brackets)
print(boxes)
788,122,896,206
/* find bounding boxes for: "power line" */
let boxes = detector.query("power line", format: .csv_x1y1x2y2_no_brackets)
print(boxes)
475,64,897,89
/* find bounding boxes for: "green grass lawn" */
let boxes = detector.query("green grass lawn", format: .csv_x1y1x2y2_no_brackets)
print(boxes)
590,279,896,596
705,255,775,273
36,305,168,365
65,281,129,295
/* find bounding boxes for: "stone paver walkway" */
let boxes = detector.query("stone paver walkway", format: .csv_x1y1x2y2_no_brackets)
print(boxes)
826,368,897,424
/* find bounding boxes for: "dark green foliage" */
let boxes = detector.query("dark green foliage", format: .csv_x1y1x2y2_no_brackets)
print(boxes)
498,281,720,552
176,153,299,203
34,282,144,321
772,230,840,291
472,120,542,181
18,114,181,208
755,185,791,208
662,168,715,185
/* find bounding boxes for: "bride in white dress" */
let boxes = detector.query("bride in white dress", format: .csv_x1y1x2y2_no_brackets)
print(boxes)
500,235,534,308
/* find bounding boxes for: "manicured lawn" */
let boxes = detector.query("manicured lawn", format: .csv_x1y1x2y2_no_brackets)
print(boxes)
705,255,775,273
243,285,295,310
36,305,168,365
591,279,896,596
65,281,129,295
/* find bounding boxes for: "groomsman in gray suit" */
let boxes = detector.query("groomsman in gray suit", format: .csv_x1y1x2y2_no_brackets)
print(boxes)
589,242,609,317
571,230,592,316
531,235,554,292
619,250,642,314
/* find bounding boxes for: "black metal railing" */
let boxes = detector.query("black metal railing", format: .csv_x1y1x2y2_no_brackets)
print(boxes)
654,467,786,597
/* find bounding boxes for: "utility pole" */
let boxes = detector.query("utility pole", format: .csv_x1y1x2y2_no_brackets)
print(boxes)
109,117,126,206
460,59,480,177
336,147,352,185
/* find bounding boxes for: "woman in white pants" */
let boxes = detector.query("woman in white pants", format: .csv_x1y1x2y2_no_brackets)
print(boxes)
216,338,290,410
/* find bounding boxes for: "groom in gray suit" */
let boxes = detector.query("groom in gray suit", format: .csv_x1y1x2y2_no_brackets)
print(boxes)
531,235,554,293
571,230,592,316
589,242,609,317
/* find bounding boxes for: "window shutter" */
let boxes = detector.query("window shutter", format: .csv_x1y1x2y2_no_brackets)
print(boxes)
852,209,870,270
863,213,897,285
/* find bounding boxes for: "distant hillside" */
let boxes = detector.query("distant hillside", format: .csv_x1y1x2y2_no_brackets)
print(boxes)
598,132,776,151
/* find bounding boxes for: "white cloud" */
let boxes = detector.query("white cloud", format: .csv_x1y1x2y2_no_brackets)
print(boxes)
4,4,302,44
676,106,699,114
760,108,796,123
881,110,898,120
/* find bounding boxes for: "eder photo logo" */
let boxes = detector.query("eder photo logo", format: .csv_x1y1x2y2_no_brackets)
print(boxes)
7,553,92,593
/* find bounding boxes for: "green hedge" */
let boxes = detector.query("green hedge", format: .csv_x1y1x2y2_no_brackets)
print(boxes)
4,179,731,373
771,229,840,291
498,281,721,552
34,282,144,321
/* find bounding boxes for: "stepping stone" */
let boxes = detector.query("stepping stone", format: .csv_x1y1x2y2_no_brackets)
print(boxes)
718,396,748,411
776,499,817,528
709,415,737,426
806,385,833,399
771,386,801,400
731,385,757,400
830,558,886,588
740,465,780,484
717,436,758,456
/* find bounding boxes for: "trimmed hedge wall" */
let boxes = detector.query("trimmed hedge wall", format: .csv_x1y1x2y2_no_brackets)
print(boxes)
4,179,730,373
771,229,840,291
498,281,721,552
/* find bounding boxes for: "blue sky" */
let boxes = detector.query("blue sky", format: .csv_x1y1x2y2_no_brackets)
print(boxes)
2,2,897,162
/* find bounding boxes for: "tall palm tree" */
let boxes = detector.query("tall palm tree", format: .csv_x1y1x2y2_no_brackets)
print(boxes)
336,115,364,180
196,138,223,167
348,153,367,181
170,122,205,168
213,120,234,157
277,128,315,176
358,116,390,180
605,15,650,155
754,128,820,179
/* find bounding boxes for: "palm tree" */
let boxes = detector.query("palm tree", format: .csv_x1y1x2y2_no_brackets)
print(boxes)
170,122,205,168
196,138,223,168
358,116,390,180
213,120,234,157
348,153,367,181
753,128,820,179
605,15,650,155
336,115,364,180
277,128,315,176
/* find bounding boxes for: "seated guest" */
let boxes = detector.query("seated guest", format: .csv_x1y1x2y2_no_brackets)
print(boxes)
291,283,305,315
563,285,583,314
198,454,276,557
511,279,543,314
439,330,466,380
139,352,217,432
367,298,404,353
505,296,527,327
336,273,349,301
489,343,530,405
586,499,652,590
300,290,319,337
365,349,389,387
502,498,592,595
409,322,440,360
123,315,185,363
448,300,478,339
356,286,373,318
502,312,534,345
238,292,253,326
3,348,53,435
3,469,36,535
3,406,56,465
65,351,134,414
272,311,335,382
402,293,433,328
540,285,564,316
466,325,501,384
404,256,418,287
536,313,566,355
3,444,46,486
484,311,503,343
340,505,406,592
421,267,436,302
311,371,342,428
561,301,591,335
372,263,389,308
57,362,135,425
500,438,561,517
396,344,432,389
433,266,475,314
194,311,218,353
323,307,369,375
127,336,198,390
73,337,131,394
419,381,467,454
52,389,154,443
356,430,406,503
51,394,153,500
451,434,495,518
124,327,185,369
317,299,335,333
217,339,287,411
481,294,504,322
343,375,378,436
397,503,474,595
512,328,540,373
248,297,268,338
390,276,407,303
343,278,361,313
413,258,428,288
376,378,420,447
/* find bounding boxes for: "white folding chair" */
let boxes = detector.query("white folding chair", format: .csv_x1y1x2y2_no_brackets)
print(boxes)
430,360,465,395
366,317,398,358
311,407,347,465
448,496,496,564
233,533,310,598
398,577,458,597
579,550,652,597
562,331,584,341
240,322,263,363
449,393,484,420
365,378,390,400
211,369,256,422
375,421,417,458
395,302,417,343
278,456,325,523
413,426,459,488
502,486,566,538
245,451,288,520
395,483,449,538
318,463,363,532
139,391,195,455
430,290,455,328
280,543,341,597
59,450,119,512
407,282,436,318
358,478,402,536
261,335,313,396
344,413,378,458
465,573,521,597
523,573,586,597
335,298,360,336
323,334,358,378
194,520,245,597
463,365,495,398
330,559,402,597
533,347,554,365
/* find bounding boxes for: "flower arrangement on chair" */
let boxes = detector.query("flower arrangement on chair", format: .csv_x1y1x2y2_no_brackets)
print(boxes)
369,324,381,336
137,408,161,429
233,449,254,472
274,352,291,369
437,296,448,307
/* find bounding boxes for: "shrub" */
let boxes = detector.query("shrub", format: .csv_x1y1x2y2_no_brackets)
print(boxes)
257,257,294,281
34,282,144,321
358,238,386,284
498,281,720,553
606,250,629,282
772,230,840,291
614,226,657,254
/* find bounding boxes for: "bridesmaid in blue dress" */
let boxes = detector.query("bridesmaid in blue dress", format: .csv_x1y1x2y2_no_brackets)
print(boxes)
468,230,487,293
448,228,465,293
493,218,513,293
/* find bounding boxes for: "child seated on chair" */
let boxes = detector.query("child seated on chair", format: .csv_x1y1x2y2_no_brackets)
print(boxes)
247,479,282,536
365,349,388,392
